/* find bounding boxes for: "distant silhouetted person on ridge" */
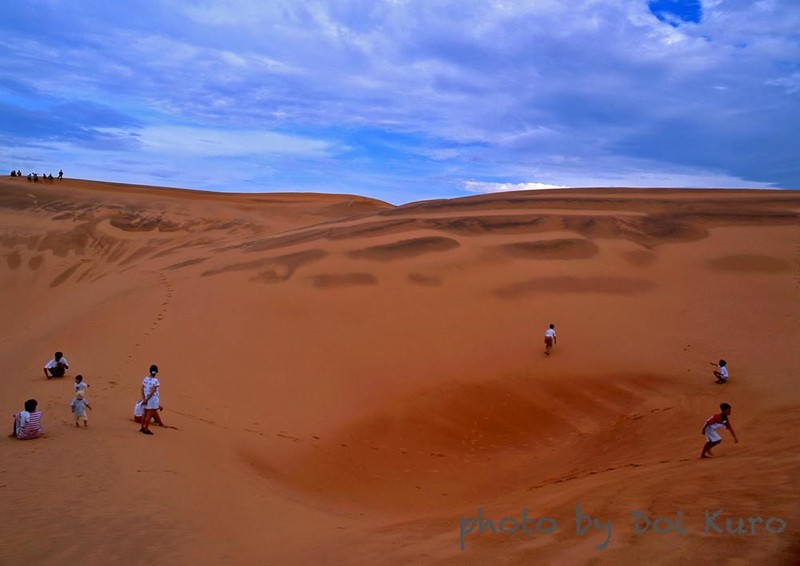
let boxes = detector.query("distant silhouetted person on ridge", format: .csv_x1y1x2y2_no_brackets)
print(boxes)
58,169,63,179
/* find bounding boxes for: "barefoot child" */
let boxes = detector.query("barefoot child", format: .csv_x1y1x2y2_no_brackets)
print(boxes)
710,359,728,384
544,324,557,356
70,391,92,427
700,402,738,458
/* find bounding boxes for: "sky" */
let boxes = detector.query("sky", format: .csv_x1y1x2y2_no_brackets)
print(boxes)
0,0,798,204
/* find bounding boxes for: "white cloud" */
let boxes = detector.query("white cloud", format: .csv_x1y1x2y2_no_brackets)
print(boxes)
464,181,566,193
137,126,335,158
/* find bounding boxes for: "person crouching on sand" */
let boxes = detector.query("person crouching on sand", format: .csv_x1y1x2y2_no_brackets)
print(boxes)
711,359,728,384
43,351,69,378
10,399,43,440
70,391,91,427
700,402,738,458
544,324,557,356
134,399,164,426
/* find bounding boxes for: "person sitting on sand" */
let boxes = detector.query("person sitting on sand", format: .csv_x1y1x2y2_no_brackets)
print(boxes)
711,359,728,384
700,402,738,458
70,391,91,428
133,400,164,426
44,351,69,378
544,323,557,356
10,399,43,440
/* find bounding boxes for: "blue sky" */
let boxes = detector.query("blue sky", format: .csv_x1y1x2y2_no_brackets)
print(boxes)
1,0,798,203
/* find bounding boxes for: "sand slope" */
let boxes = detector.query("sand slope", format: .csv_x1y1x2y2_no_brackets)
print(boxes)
1,177,798,565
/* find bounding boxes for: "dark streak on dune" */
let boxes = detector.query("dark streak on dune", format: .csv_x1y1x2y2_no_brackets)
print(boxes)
236,230,327,254
311,273,378,288
110,214,160,232
37,227,91,257
119,246,158,267
495,239,599,260
6,251,21,269
348,236,460,260
106,243,128,263
49,263,82,288
432,216,550,235
408,273,443,287
494,276,656,298
167,258,209,270
622,250,657,266
328,219,419,240
151,240,214,259
28,255,43,270
77,267,94,282
628,215,708,246
203,249,328,284
708,254,790,273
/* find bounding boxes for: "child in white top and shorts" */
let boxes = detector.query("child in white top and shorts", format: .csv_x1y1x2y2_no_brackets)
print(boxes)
70,391,92,427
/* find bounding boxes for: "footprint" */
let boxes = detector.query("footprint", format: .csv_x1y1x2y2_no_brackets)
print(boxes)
276,432,302,442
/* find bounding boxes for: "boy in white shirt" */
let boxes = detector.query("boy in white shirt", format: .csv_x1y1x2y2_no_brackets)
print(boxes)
43,351,69,378
74,374,89,395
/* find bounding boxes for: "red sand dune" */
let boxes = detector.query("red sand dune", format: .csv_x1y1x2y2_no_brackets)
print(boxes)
1,177,799,565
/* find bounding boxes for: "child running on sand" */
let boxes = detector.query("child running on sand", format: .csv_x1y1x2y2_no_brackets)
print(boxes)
544,324,557,356
70,391,92,427
701,402,738,458
711,359,728,384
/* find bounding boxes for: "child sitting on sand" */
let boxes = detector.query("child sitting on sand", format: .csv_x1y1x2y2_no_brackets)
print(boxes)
70,391,92,427
711,359,728,384
700,402,738,458
10,399,43,439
